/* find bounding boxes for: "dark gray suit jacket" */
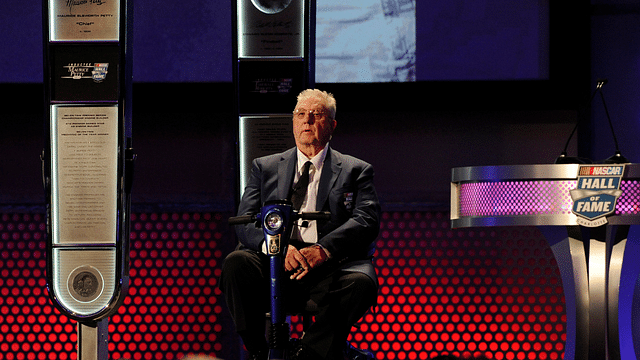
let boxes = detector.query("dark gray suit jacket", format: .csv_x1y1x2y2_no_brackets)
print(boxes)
235,146,381,282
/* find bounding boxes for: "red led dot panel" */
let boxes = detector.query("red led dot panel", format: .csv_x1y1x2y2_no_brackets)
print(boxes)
0,211,565,360
291,211,567,360
0,212,229,360
0,213,77,360
116,212,227,360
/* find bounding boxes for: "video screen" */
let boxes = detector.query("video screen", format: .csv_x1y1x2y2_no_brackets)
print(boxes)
316,0,416,82
316,0,548,83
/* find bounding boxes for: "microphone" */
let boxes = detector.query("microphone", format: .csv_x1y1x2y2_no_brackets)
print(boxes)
554,80,606,164
596,80,629,164
596,78,608,89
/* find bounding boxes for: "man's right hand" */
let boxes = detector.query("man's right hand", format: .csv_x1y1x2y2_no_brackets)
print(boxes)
285,245,310,280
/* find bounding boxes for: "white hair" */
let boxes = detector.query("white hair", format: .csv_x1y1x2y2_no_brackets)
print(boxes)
296,89,336,120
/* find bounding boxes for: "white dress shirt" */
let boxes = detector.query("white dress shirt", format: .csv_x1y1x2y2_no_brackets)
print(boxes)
261,145,330,254
290,145,329,243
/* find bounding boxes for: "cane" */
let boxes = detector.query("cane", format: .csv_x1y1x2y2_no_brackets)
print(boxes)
229,200,330,360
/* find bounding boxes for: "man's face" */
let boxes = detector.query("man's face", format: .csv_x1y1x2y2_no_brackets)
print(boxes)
292,97,336,150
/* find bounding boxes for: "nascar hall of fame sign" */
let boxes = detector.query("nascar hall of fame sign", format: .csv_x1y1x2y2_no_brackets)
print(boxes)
570,165,625,227
50,44,119,102
62,63,109,82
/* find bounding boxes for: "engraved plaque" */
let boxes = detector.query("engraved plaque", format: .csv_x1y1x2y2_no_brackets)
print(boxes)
50,44,120,102
238,0,304,57
51,105,118,245
238,60,304,114
239,116,295,192
49,0,120,41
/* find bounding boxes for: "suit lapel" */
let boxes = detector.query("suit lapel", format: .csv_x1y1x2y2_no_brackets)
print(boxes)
316,147,341,211
277,148,297,200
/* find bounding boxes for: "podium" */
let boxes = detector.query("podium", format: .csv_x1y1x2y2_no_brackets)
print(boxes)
451,164,640,360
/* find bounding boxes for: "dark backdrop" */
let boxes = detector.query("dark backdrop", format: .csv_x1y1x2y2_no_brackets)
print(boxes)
2,1,640,360
0,1,601,210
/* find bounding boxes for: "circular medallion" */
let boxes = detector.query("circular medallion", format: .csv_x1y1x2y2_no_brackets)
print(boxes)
67,266,103,303
251,0,292,14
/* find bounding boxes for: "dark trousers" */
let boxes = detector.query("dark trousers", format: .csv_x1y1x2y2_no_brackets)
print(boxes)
220,249,377,360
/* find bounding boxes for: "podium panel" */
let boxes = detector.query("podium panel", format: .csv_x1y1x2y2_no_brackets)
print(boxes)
452,164,640,227
451,164,640,360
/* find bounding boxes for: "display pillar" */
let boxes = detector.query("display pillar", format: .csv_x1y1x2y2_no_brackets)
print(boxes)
234,0,315,193
43,1,134,359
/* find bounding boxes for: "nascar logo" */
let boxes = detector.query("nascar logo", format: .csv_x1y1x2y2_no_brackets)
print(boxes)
91,63,109,83
570,165,624,227
62,63,109,83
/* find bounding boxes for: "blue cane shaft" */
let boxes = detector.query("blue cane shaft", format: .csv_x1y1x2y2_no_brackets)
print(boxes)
270,256,284,324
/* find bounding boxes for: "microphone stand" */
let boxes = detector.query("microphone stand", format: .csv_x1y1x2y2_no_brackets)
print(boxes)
555,79,628,164
598,88,628,164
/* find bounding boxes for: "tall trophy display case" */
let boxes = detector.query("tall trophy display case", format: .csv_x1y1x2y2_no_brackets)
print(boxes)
233,0,314,192
43,1,134,359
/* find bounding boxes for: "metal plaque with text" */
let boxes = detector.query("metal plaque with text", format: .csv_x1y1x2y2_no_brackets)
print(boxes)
51,105,118,245
238,0,304,57
239,116,295,192
49,0,120,41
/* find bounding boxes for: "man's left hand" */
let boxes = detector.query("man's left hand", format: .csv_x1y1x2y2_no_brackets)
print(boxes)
300,245,328,267
289,244,330,280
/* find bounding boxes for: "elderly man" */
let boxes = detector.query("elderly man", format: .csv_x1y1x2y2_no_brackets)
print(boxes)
220,89,380,360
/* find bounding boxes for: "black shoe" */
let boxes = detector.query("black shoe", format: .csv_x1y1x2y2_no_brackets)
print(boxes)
343,341,375,360
288,343,321,360
248,349,268,360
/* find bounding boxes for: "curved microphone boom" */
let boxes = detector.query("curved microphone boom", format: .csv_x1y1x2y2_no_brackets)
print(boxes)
598,82,629,163
555,78,626,164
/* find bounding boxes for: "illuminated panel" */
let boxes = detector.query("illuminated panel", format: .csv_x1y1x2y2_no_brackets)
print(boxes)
237,0,304,58
48,0,120,42
458,180,640,218
616,180,640,215
458,181,576,217
0,211,565,360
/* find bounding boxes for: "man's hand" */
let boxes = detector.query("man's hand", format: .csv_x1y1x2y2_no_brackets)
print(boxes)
285,245,310,280
299,245,329,269
285,244,329,280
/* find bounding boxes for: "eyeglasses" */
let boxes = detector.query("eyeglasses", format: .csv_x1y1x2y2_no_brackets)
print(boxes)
293,109,327,120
